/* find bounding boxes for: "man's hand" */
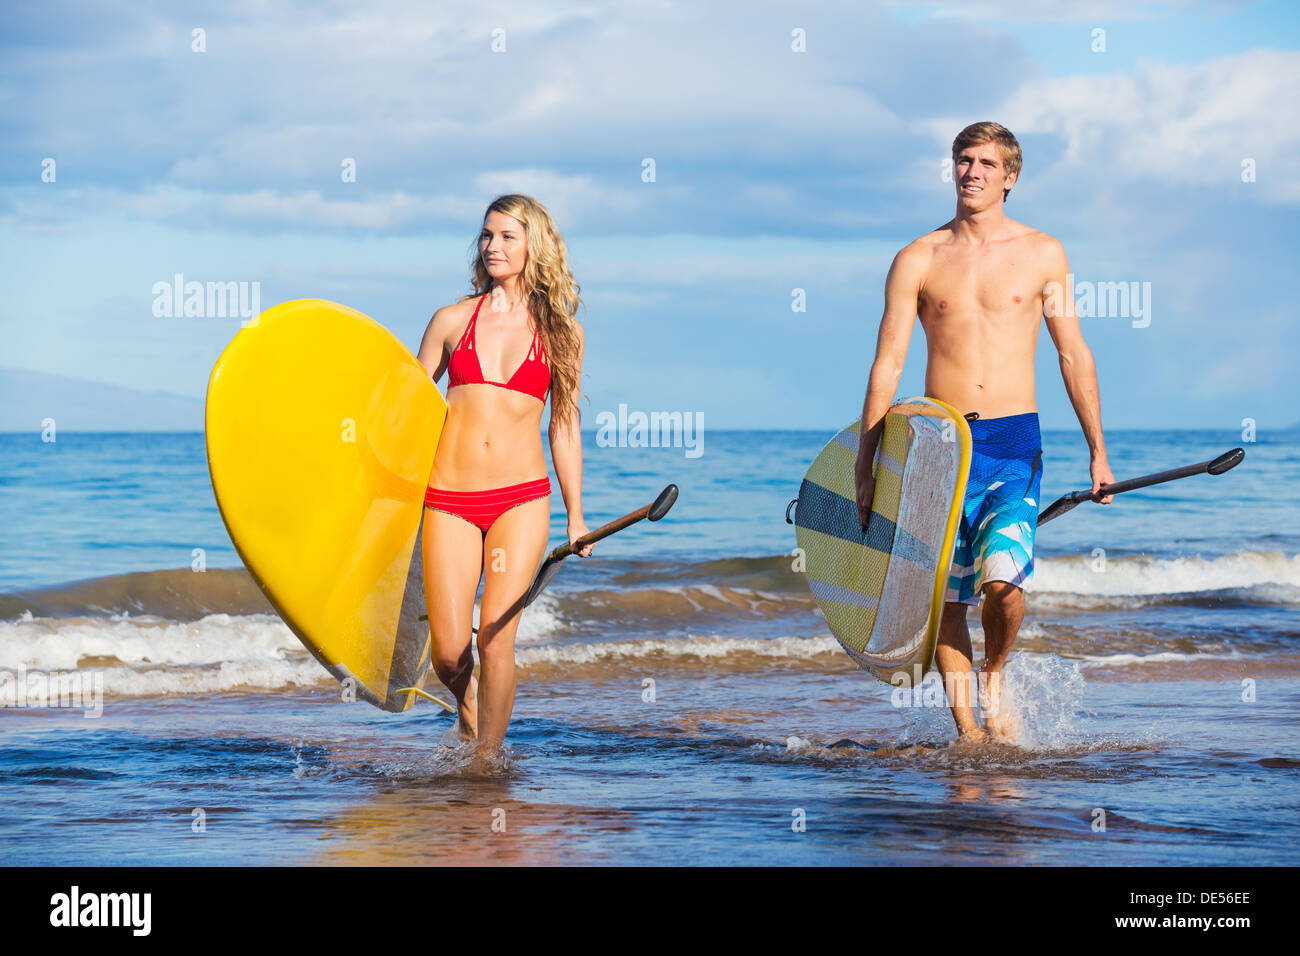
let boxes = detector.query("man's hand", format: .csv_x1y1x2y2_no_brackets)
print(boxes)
854,454,876,529
1089,456,1115,504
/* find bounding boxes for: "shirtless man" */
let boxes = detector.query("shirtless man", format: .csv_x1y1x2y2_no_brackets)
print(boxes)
853,122,1114,744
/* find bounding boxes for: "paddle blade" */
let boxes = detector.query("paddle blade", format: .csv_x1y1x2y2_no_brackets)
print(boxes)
1036,492,1087,527
649,484,678,521
1208,447,1245,475
524,554,565,609
521,483,680,608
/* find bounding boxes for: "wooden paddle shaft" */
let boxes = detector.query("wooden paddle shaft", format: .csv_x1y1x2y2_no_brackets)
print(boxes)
542,484,677,560
547,503,653,559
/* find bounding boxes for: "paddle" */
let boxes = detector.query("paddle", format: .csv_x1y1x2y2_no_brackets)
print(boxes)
401,485,678,712
522,483,679,608
418,483,679,614
1036,447,1244,527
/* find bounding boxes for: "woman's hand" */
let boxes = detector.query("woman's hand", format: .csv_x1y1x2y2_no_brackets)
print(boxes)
568,519,593,557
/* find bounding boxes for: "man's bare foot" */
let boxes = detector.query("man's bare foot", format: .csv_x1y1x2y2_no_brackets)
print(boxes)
978,669,1021,743
957,726,990,745
985,708,1020,742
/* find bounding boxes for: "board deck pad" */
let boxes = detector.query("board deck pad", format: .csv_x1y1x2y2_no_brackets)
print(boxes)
793,398,971,684
206,300,448,711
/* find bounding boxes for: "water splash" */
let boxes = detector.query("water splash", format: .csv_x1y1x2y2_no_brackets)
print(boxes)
370,739,520,780
890,652,1087,750
1004,653,1087,748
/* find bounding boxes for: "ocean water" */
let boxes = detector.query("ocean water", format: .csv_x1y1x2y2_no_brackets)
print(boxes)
0,427,1297,865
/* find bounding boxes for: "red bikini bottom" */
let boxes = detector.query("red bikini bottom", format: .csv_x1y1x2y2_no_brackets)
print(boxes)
424,477,551,534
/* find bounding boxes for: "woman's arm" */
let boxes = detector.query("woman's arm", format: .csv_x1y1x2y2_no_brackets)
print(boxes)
548,322,592,555
416,305,458,383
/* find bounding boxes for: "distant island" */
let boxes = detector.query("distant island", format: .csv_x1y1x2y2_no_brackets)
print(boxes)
2,365,1295,435
0,368,204,432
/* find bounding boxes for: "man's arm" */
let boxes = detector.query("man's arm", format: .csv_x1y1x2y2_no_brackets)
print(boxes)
1042,239,1115,503
854,245,924,526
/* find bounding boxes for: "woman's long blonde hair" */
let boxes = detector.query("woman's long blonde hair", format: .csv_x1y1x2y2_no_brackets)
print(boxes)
466,194,584,431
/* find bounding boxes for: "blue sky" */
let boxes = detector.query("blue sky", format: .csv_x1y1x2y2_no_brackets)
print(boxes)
1,0,1296,431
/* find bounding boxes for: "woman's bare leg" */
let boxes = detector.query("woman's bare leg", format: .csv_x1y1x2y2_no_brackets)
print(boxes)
422,508,484,740
476,495,550,752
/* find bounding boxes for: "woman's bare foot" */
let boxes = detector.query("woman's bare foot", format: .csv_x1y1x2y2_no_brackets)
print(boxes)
456,675,479,741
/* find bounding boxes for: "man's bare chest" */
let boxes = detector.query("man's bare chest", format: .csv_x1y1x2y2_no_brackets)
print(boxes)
920,251,1046,317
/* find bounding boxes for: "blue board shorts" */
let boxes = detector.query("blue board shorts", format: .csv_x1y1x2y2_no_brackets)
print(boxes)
946,412,1043,606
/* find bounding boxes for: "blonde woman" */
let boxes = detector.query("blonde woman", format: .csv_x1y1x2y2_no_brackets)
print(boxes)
416,194,590,755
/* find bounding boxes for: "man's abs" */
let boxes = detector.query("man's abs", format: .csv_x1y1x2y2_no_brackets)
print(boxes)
921,331,1039,418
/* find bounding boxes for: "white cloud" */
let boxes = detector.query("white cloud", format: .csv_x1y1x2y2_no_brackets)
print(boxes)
470,169,648,225
216,188,473,229
2,184,484,231
928,47,1300,203
895,0,1247,24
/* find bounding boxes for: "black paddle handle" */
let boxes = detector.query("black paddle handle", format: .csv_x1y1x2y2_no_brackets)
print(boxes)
1088,447,1244,498
1038,447,1244,526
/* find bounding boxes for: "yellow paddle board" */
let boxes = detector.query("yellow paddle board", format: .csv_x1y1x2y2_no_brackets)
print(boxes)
205,300,447,712
792,397,971,685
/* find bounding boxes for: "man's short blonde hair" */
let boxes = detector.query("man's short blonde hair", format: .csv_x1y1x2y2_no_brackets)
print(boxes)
952,122,1022,202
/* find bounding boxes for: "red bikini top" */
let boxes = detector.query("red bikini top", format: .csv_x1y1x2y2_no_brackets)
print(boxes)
447,293,550,403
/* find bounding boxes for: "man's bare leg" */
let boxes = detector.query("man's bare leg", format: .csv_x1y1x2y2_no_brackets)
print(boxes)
935,601,988,742
979,580,1025,742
